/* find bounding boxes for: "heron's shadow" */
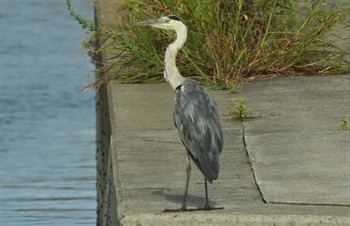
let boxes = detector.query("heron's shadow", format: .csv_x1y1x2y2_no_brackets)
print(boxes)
152,188,220,211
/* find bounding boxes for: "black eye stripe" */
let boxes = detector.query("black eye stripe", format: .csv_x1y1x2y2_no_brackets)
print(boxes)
167,15,181,21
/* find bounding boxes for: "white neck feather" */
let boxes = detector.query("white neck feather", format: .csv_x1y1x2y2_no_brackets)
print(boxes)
164,24,187,90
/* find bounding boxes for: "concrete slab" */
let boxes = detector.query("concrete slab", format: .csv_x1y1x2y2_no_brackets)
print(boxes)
95,0,350,225
241,75,350,133
245,132,350,205
107,81,263,215
240,75,350,206
107,83,235,131
105,80,350,225
108,83,174,130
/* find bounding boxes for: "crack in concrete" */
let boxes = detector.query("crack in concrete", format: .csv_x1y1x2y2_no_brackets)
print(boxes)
240,120,267,204
141,137,180,144
239,121,350,207
269,201,350,207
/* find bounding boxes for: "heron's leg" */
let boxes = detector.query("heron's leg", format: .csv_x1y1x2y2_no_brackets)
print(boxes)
204,179,210,210
181,151,191,211
203,179,224,211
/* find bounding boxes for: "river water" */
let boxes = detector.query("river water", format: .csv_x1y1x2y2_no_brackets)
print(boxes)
0,0,96,225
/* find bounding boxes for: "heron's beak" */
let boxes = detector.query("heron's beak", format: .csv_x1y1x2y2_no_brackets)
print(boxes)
135,18,166,27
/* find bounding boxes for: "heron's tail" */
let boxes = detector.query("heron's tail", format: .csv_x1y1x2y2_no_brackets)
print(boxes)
187,150,220,183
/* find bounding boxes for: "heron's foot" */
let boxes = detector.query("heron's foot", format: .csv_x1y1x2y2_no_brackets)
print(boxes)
203,205,224,211
162,207,189,212
204,199,223,211
162,206,223,212
162,205,189,212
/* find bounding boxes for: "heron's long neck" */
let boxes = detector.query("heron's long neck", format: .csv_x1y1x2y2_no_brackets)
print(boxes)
165,26,187,90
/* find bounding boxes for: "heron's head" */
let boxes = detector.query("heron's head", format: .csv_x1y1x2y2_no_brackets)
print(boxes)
135,15,185,31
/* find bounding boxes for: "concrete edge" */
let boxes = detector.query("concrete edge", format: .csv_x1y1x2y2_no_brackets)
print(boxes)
119,213,350,226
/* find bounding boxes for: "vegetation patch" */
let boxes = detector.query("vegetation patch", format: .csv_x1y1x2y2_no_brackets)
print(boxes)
338,118,349,131
230,97,263,121
67,0,350,90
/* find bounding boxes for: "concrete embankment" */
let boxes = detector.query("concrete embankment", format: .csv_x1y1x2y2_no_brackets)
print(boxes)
94,0,350,225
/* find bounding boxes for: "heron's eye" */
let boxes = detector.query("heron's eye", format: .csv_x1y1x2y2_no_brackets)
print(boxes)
167,15,181,21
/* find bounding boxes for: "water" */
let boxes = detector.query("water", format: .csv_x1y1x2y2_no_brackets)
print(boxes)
0,0,96,225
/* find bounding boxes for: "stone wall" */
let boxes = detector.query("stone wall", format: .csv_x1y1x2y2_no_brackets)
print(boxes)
94,0,120,225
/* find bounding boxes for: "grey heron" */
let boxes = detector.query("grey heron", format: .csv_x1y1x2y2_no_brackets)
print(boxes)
136,15,223,211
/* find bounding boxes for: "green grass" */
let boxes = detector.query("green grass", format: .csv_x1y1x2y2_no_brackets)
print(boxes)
231,97,249,121
338,118,349,131
66,0,95,31
67,0,350,90
230,96,263,121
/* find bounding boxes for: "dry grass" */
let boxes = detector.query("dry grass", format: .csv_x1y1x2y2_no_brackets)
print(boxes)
67,0,350,90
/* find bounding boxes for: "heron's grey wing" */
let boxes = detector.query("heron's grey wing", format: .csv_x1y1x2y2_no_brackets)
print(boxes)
174,80,223,182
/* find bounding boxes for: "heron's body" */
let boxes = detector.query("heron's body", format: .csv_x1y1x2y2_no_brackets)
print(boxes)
174,80,223,183
136,15,223,211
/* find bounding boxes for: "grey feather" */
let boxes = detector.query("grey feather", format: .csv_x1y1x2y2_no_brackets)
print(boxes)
174,80,223,183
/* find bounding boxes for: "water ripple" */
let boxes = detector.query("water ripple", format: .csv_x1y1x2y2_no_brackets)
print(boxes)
0,1,96,225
